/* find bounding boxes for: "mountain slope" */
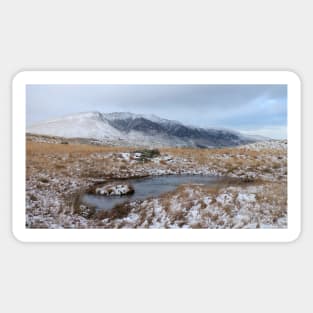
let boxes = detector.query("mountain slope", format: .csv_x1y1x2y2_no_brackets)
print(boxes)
27,112,124,140
27,112,261,148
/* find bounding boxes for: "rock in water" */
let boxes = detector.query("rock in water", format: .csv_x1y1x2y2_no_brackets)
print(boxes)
95,183,134,196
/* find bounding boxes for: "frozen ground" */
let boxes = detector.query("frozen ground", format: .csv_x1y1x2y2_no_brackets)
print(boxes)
26,135,287,229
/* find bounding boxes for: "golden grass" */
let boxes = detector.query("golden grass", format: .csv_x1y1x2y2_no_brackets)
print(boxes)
160,146,284,158
255,181,287,204
26,141,136,155
158,183,222,212
26,141,140,179
26,140,287,184
160,147,286,176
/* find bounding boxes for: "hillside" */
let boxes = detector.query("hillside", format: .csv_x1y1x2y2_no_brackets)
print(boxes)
25,136,287,229
27,112,262,148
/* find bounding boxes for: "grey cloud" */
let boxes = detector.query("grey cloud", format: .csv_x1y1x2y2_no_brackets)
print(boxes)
26,84,287,139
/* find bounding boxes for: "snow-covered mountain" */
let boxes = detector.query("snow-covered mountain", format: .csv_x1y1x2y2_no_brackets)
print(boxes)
27,112,263,148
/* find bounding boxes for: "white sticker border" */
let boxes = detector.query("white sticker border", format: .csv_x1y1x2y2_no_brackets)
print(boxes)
12,71,301,242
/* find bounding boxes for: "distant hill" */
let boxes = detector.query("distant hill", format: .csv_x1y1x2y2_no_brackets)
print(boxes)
27,112,266,148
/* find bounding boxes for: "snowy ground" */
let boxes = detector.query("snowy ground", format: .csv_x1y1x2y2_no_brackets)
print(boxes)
26,135,287,229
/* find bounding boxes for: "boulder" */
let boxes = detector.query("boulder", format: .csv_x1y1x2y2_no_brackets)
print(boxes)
95,183,134,196
78,204,95,219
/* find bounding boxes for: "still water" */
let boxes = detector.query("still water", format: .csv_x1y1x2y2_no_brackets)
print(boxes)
81,175,228,211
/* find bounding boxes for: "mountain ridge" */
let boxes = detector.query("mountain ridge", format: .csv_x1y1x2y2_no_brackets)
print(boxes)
27,111,266,148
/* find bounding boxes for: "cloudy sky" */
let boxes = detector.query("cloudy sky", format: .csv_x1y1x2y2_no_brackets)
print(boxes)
26,84,287,139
